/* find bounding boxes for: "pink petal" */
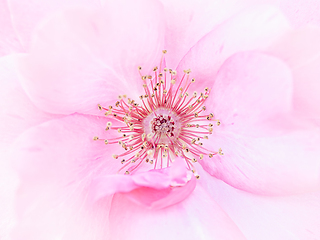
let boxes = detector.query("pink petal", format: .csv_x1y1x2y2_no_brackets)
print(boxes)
207,51,293,134
90,158,195,209
267,27,320,123
160,0,274,68
279,0,320,28
200,127,320,195
201,172,320,239
176,5,290,93
7,0,101,50
109,185,246,240
18,1,165,115
0,0,23,56
0,54,59,149
10,115,121,239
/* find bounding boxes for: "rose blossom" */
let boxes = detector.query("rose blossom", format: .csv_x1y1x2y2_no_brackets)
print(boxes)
1,0,320,239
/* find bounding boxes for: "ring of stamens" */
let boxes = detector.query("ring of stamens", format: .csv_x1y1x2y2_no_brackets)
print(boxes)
94,51,223,177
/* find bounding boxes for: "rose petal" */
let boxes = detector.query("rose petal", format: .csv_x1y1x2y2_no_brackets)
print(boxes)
109,185,246,240
279,0,320,27
0,0,23,56
10,114,121,239
7,0,101,50
90,158,195,209
207,51,293,134
18,1,165,115
160,0,274,68
0,54,59,149
200,127,320,195
201,172,320,240
176,5,291,93
267,27,320,123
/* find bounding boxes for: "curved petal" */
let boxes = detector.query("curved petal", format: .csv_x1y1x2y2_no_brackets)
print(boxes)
201,172,320,240
266,27,320,123
109,185,246,240
207,51,293,134
7,0,101,50
0,54,59,150
176,5,291,93
18,1,165,115
160,0,274,68
10,114,122,240
0,0,23,56
279,0,320,27
90,158,196,209
200,127,320,196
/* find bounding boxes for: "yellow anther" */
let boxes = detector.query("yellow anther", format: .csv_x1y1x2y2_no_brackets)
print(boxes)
143,84,147,88
209,153,213,158
104,140,108,145
125,171,130,175
121,159,126,164
203,136,208,140
216,120,221,126
107,122,112,127
172,70,177,75
192,158,197,162
138,66,142,70
98,104,102,110
118,95,122,99
202,106,206,111
117,128,122,133
153,66,158,71
162,50,167,54
191,139,196,144
93,136,99,140
142,75,147,80
113,155,118,159
141,133,146,141
105,127,110,131
219,148,224,155
196,175,200,179
194,113,199,118
200,154,204,160
171,79,176,84
191,78,196,83
164,68,168,72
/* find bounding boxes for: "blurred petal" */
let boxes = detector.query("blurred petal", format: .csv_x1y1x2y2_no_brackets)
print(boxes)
109,185,246,240
207,51,292,133
201,173,320,240
200,127,320,195
19,1,165,115
176,6,291,93
0,0,23,56
91,158,196,209
279,0,320,27
7,0,101,50
160,0,272,68
267,27,320,123
10,115,122,240
0,54,59,149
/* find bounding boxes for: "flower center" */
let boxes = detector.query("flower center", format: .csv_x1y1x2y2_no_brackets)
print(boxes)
94,51,223,177
151,114,175,137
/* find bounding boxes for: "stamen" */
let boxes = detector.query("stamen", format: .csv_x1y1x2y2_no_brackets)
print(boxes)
96,51,222,176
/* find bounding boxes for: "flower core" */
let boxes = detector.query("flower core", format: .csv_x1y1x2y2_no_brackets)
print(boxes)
95,52,222,176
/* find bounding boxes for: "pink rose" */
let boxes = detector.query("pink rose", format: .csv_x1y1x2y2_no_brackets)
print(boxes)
1,0,320,239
